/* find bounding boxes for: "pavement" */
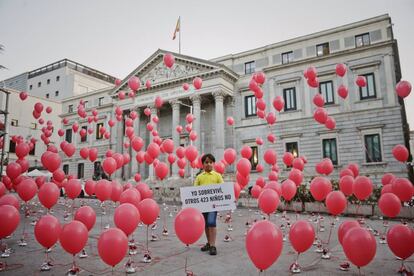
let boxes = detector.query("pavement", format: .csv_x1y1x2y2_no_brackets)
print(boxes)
0,196,413,275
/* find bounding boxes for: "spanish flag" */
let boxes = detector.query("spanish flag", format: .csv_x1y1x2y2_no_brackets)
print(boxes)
172,17,180,40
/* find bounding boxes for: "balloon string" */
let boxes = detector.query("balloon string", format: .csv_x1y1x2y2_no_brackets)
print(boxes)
146,225,149,253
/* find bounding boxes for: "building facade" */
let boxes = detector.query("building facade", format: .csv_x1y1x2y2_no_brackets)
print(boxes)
59,14,412,185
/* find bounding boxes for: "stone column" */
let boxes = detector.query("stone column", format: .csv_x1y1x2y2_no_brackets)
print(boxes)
212,90,226,160
148,106,157,180
129,108,141,178
190,94,201,153
169,100,181,177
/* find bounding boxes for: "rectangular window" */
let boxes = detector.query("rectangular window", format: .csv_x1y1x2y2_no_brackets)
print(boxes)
98,97,104,106
38,82,41,87
364,134,382,162
63,164,69,175
322,138,338,165
77,163,84,179
244,61,255,75
84,101,88,108
94,161,101,176
11,119,18,127
29,143,35,156
316,43,330,56
46,93,49,99
56,76,60,82
319,81,335,105
55,91,59,97
65,129,72,143
9,140,16,153
283,87,297,111
245,95,257,117
68,105,73,113
359,73,376,100
286,142,299,158
355,33,370,48
96,123,104,140
47,79,50,84
249,146,259,170
81,126,87,142
282,51,293,64
29,85,33,90
30,123,37,129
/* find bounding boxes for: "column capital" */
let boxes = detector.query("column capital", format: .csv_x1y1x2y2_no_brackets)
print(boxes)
169,99,181,111
212,90,227,101
189,94,201,104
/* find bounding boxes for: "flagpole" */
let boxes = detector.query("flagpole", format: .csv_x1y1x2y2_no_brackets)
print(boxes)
179,16,181,54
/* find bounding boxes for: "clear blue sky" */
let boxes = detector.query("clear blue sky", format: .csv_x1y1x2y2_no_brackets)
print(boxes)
0,0,413,128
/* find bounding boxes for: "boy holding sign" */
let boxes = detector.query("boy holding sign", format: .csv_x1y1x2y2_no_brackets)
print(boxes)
194,153,223,255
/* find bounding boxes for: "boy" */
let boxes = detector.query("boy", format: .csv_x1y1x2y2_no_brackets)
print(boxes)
194,153,223,255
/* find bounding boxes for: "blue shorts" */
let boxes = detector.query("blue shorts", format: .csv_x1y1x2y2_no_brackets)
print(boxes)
202,211,217,227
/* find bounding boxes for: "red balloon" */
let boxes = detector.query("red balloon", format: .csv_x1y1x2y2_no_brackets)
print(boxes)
89,148,98,162
355,76,367,87
268,171,278,181
288,169,303,186
251,185,262,199
343,228,376,267
263,149,277,165
266,112,276,125
38,182,59,209
0,205,20,239
292,158,304,171
120,188,141,210
313,93,325,107
74,206,96,231
224,148,237,165
382,173,396,186
378,193,401,218
41,152,61,172
335,63,347,77
19,91,28,100
325,191,347,215
310,177,332,201
246,220,283,271
128,76,140,91
136,183,151,199
237,158,251,177
80,147,89,159
258,189,279,215
103,157,117,175
241,145,253,159
348,163,359,177
53,169,65,183
283,152,294,167
84,180,96,196
98,228,128,267
154,96,163,108
64,143,76,157
65,179,82,199
325,116,336,130
339,175,354,196
313,107,328,124
95,180,112,202
392,178,414,202
185,145,198,162
353,176,373,201
338,220,360,245
281,179,297,201
392,144,409,162
0,194,20,209
386,224,414,260
289,220,315,253
396,80,412,98
163,53,175,68
114,203,140,236
6,162,22,180
264,181,281,195
60,221,88,255
0,182,5,197
111,181,123,202
112,153,124,169
337,84,348,99
162,139,174,154
381,184,394,195
175,208,205,245
17,178,38,202
15,143,30,158
137,198,159,225
34,215,61,249
272,96,284,112
226,116,234,126
155,162,169,180
34,102,44,113
193,77,202,90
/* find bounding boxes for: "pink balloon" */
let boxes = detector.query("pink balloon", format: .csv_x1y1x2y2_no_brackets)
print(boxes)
378,193,401,218
74,206,96,231
392,144,409,162
355,76,367,87
266,112,276,125
155,162,169,180
325,191,347,215
102,157,117,175
236,158,251,177
281,179,297,201
258,189,279,215
313,93,325,107
193,77,202,90
34,215,61,249
256,98,266,110
292,158,304,171
224,148,237,165
335,63,347,77
387,224,414,260
6,162,22,180
246,220,283,271
0,205,20,239
128,76,140,91
396,80,412,98
313,107,328,124
272,96,284,112
18,178,38,202
119,188,141,209
392,178,414,202
340,168,354,178
310,177,332,201
19,91,28,100
288,169,303,186
65,179,81,199
381,173,396,186
95,180,112,202
226,116,234,126
79,147,89,159
343,228,376,267
289,220,315,253
98,228,128,267
138,198,159,225
381,184,393,195
162,139,174,154
338,220,361,245
353,176,373,201
264,181,281,195
0,194,20,209
163,53,175,68
241,145,253,159
60,221,88,255
38,182,59,209
182,83,190,91
251,185,262,199
337,84,348,99
263,149,277,165
114,203,140,236
255,177,265,188
325,116,336,129
185,145,198,162
282,152,294,167
256,137,264,145
174,208,205,245
339,175,354,196
348,163,359,177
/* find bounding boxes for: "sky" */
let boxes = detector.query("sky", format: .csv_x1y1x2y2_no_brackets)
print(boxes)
0,0,413,129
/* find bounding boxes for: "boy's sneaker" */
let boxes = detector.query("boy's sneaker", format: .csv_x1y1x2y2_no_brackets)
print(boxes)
209,246,217,255
339,262,350,271
200,243,210,252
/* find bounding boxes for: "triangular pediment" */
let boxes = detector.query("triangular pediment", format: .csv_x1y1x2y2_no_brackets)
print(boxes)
111,49,238,95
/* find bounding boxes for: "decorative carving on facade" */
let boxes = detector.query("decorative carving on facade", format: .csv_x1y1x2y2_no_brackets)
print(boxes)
142,62,205,84
212,89,227,100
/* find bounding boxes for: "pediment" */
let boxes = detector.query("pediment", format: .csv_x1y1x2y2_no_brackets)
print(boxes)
111,49,238,95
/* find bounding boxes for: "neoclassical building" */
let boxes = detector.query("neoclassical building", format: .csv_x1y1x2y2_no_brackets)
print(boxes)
60,14,412,185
